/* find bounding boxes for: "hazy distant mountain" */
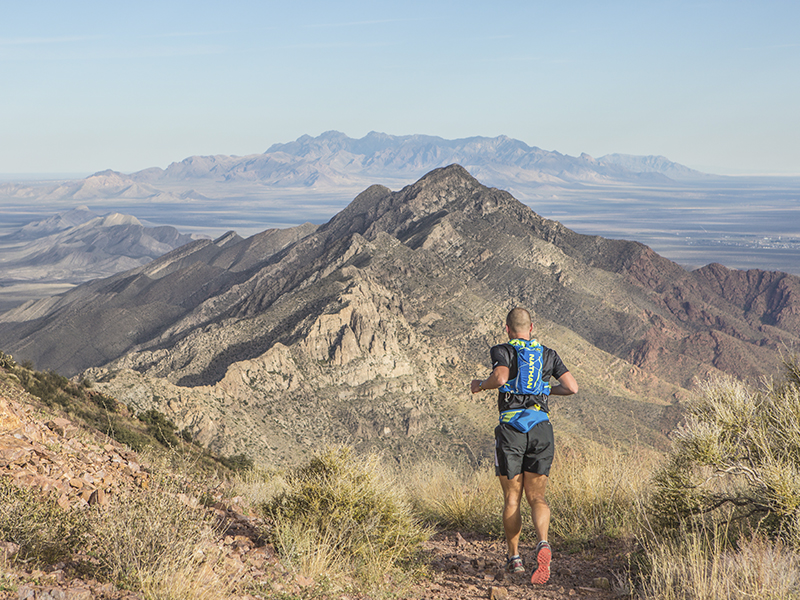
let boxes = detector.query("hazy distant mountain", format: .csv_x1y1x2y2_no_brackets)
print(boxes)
0,171,208,204
130,131,710,189
1,166,795,466
8,206,99,240
0,209,200,285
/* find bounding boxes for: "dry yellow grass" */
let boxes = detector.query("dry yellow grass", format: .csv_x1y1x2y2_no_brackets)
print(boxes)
90,466,236,599
402,437,658,545
641,529,800,600
549,438,659,542
402,458,502,535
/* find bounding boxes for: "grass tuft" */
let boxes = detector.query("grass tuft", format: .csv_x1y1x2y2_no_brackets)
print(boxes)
259,445,430,595
402,459,502,535
89,466,233,598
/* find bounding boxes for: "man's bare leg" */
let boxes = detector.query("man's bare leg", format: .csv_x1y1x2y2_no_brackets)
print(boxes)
524,472,551,584
498,474,524,557
523,472,550,543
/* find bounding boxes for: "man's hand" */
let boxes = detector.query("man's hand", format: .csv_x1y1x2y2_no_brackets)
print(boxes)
470,379,484,394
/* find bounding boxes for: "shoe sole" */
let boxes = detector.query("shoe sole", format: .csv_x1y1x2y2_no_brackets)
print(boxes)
530,545,551,585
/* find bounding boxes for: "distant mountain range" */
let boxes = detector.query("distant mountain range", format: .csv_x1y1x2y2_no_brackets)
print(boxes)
1,166,796,466
129,130,709,189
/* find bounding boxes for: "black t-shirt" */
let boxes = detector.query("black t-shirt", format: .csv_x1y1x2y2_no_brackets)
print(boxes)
490,340,569,413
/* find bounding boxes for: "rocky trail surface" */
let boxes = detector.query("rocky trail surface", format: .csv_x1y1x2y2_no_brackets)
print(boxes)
420,531,627,600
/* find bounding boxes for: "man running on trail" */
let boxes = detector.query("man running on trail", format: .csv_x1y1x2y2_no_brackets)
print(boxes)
470,307,578,585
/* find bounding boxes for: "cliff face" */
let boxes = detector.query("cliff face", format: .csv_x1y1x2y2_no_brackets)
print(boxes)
2,165,798,466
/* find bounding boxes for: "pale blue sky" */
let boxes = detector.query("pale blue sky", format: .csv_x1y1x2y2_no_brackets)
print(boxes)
1,0,798,176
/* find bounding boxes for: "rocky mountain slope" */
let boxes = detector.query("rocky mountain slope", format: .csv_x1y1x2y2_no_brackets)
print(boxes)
1,166,797,467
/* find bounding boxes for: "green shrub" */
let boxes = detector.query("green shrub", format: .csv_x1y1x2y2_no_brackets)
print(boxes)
219,453,254,472
107,420,151,452
0,478,88,564
649,356,800,545
139,409,180,448
90,391,118,412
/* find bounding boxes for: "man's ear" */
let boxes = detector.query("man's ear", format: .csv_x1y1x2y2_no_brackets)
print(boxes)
529,323,534,336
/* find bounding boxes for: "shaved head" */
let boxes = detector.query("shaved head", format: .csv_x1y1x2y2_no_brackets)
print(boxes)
506,307,532,338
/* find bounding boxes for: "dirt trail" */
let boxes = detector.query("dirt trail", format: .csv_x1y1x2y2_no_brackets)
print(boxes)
418,531,631,599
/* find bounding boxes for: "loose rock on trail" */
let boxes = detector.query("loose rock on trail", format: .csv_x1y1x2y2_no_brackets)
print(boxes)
418,530,629,599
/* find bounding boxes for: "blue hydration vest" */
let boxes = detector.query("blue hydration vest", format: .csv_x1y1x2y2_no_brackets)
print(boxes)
499,339,551,396
498,339,550,433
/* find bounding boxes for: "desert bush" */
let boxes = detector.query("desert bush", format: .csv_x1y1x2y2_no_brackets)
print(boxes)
649,357,800,544
0,478,88,564
0,351,16,370
402,459,502,535
260,446,430,594
89,468,232,599
138,409,180,448
219,453,254,472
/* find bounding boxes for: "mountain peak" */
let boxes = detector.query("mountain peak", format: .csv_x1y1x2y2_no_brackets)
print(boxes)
317,163,522,246
96,213,142,227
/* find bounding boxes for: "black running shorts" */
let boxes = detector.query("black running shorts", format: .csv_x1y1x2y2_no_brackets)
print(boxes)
494,420,554,479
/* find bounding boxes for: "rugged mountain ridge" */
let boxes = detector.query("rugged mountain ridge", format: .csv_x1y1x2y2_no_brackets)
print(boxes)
1,166,797,465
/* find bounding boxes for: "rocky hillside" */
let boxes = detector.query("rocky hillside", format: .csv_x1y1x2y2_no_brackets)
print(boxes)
1,166,798,467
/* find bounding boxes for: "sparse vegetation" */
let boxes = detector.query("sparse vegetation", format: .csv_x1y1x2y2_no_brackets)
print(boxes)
650,356,800,543
6,351,800,599
89,467,234,599
639,356,800,599
639,527,800,600
0,351,15,370
549,439,658,544
0,478,89,565
138,408,180,448
402,458,503,535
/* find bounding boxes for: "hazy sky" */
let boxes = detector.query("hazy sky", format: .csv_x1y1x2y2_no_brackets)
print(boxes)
2,0,798,176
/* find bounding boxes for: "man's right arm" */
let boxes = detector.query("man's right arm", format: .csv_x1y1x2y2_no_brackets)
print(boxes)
470,365,510,394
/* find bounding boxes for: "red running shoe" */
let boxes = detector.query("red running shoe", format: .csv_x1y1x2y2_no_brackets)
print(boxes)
530,540,551,585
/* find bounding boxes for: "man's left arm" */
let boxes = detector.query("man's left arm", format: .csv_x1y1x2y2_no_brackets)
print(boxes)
550,371,578,395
